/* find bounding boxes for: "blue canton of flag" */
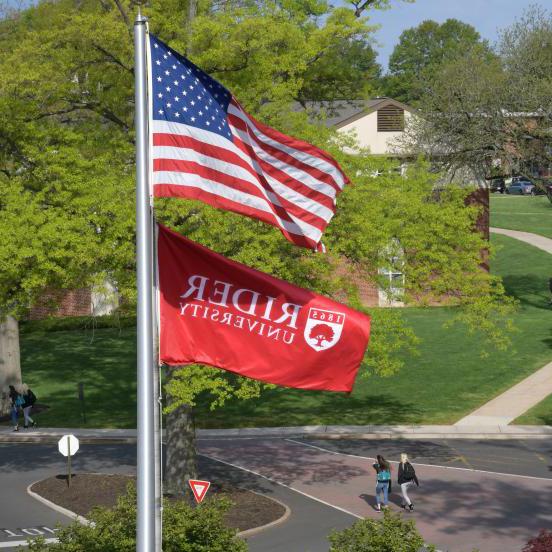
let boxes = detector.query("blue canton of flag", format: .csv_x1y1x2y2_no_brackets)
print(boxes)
150,37,232,140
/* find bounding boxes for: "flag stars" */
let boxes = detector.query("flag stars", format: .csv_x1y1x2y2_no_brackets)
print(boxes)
166,86,171,92
158,93,163,98
173,80,178,86
155,60,161,65
172,64,177,69
167,102,172,108
157,77,162,82
174,112,180,118
174,96,179,102
163,54,168,59
164,70,170,76
158,109,164,114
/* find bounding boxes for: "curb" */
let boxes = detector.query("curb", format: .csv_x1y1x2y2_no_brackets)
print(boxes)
3,424,552,443
27,481,89,525
237,491,291,538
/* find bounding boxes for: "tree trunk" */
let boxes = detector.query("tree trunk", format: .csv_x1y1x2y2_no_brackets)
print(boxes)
0,316,22,415
164,370,197,497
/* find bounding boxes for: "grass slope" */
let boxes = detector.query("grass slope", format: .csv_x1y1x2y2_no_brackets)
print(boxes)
197,234,551,427
15,233,551,428
491,195,552,238
514,394,552,425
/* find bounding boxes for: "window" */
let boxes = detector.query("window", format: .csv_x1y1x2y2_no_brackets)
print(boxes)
377,105,405,132
378,239,405,307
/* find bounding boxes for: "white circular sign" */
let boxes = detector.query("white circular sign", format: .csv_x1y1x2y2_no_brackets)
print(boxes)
58,434,79,457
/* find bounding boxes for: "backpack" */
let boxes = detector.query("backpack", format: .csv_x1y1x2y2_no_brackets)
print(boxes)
403,462,415,480
377,468,391,482
27,390,37,405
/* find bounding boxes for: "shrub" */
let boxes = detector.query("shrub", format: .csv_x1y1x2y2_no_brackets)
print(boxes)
328,509,435,552
26,484,247,551
523,529,552,552
20,314,136,334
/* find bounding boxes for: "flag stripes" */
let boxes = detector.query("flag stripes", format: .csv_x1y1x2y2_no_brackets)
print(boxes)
149,35,349,249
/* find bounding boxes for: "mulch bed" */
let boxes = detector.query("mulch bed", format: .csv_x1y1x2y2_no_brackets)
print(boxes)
31,474,286,533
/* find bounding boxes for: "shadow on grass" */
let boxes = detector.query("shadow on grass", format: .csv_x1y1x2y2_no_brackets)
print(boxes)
20,328,137,428
501,274,550,310
195,388,422,429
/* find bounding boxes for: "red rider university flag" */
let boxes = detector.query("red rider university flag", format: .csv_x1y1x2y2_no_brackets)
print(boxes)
157,224,371,392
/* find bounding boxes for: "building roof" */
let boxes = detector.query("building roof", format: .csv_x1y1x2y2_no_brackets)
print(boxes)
293,97,416,128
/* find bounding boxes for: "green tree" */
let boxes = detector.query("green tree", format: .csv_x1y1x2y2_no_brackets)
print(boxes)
402,6,552,184
0,0,514,493
384,18,494,105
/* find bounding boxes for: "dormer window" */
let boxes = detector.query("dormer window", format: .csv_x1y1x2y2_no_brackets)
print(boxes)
377,105,405,132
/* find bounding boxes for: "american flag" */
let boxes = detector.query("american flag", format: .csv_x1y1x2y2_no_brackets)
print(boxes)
148,35,349,250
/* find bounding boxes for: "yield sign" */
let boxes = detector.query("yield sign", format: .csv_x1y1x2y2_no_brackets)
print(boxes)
188,479,211,503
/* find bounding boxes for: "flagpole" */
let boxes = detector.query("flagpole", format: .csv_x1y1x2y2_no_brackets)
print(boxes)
134,11,156,552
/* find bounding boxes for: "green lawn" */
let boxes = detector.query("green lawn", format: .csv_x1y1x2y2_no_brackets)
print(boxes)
13,233,551,428
490,195,552,238
514,395,552,425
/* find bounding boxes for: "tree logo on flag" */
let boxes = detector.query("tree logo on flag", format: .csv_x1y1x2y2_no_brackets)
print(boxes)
304,308,345,351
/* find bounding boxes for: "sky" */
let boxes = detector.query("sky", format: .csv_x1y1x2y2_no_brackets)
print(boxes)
367,0,543,71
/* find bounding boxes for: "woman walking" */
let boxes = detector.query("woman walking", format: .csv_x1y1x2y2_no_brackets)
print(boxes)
8,385,23,432
18,384,37,429
373,454,392,511
398,453,419,511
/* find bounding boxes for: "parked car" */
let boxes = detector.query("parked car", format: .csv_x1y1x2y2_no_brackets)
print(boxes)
506,178,535,195
489,178,506,193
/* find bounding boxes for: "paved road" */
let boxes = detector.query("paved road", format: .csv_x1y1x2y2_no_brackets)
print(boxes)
199,437,552,552
2,438,551,551
0,442,354,552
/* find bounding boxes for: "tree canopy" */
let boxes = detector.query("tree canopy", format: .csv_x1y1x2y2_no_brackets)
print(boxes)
402,6,552,184
0,0,514,416
384,18,494,105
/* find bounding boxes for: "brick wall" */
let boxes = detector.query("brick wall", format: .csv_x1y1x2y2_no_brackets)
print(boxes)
28,289,92,320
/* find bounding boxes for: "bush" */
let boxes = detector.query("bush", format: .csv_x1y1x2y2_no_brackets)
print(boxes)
25,484,247,551
328,509,435,552
523,529,552,552
20,314,136,334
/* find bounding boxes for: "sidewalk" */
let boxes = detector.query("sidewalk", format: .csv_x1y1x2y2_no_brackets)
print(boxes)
1,423,551,443
455,361,552,426
490,226,552,254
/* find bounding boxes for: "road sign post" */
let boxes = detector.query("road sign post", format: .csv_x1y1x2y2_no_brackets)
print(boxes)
58,435,79,488
67,436,71,487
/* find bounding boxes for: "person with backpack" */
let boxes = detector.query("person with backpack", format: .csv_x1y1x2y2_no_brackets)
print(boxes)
398,453,419,511
8,384,23,432
18,383,37,429
373,454,392,511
